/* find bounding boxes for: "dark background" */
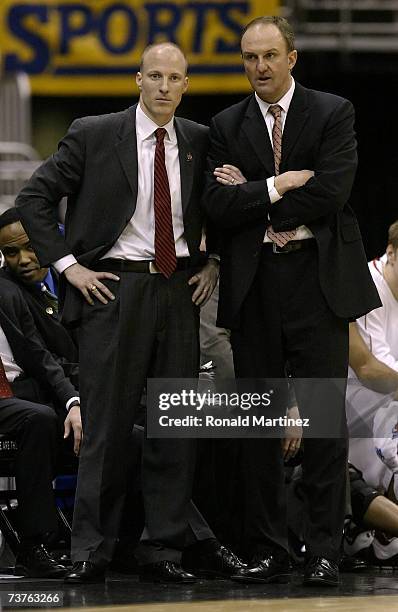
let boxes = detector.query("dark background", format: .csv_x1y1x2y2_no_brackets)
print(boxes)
32,52,398,260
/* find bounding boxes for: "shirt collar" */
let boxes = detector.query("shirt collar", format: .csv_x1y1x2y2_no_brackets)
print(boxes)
136,103,177,144
255,77,296,117
35,269,56,295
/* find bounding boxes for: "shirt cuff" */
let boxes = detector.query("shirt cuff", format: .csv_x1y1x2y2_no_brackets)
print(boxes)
208,254,220,262
53,254,78,274
66,397,80,411
267,176,282,204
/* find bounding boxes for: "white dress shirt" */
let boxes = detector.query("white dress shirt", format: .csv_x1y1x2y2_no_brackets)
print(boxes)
255,77,313,243
0,326,22,382
0,324,78,410
104,104,189,261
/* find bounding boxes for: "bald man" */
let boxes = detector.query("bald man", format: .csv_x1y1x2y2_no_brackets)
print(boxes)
15,43,241,584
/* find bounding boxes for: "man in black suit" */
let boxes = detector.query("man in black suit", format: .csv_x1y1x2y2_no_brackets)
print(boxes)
0,277,81,577
16,43,243,583
0,207,78,388
203,16,381,586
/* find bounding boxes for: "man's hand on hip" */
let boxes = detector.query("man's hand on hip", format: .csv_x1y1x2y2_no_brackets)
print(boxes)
64,262,120,305
188,259,219,307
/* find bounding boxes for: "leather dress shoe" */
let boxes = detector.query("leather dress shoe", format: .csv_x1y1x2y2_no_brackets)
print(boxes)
138,560,196,583
303,556,339,586
64,561,106,584
182,541,246,578
14,544,68,578
231,553,291,584
339,553,367,573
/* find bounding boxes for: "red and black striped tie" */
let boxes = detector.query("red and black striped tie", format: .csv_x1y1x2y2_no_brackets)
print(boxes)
0,356,13,399
154,128,177,278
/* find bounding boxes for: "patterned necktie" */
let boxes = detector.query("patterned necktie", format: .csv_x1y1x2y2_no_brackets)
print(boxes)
266,104,297,248
153,128,177,278
0,355,13,399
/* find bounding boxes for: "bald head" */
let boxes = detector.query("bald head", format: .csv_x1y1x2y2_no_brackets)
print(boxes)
140,43,188,75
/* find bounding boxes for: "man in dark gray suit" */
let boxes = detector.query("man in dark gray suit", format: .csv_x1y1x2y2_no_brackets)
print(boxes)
16,43,242,583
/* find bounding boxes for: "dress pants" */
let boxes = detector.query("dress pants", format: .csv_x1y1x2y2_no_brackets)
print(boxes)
231,241,348,561
0,398,59,542
72,267,213,565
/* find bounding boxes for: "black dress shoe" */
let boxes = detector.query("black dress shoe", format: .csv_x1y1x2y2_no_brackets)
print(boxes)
14,544,68,578
64,561,106,584
182,541,246,578
138,560,196,583
303,556,339,586
339,553,367,573
231,553,291,584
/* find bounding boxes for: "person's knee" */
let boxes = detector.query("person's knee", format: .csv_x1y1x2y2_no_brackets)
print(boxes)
25,404,58,436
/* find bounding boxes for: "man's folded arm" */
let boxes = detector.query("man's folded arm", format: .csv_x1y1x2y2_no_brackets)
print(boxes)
202,118,271,229
269,99,358,231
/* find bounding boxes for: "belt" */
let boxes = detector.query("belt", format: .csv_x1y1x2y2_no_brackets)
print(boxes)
262,239,315,254
99,257,191,273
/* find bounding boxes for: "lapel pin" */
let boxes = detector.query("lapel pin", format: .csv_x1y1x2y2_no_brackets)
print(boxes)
186,152,193,162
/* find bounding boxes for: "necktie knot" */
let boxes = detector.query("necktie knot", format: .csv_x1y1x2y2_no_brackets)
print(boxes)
155,128,167,144
268,104,282,119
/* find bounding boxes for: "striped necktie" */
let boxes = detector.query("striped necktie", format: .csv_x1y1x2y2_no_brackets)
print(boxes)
266,104,297,248
153,128,177,278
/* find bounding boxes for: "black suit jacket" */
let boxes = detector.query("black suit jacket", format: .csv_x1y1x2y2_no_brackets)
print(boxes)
0,268,79,385
16,104,210,325
0,278,77,406
202,82,381,328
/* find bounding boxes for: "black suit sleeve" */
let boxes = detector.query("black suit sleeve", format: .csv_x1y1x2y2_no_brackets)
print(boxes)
270,99,358,231
11,287,78,407
202,117,271,229
16,118,87,267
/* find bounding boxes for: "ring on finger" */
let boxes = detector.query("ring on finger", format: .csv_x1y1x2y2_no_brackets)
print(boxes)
231,177,235,184
89,284,98,292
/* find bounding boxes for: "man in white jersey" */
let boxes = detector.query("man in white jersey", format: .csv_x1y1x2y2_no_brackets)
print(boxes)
347,220,398,563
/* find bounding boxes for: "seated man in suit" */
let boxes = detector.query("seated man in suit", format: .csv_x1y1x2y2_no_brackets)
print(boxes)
0,277,81,577
0,208,78,388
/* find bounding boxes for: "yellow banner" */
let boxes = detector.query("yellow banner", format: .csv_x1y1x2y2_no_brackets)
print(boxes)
0,0,280,95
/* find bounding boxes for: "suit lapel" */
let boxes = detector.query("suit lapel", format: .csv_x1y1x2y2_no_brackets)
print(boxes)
282,82,310,166
242,95,275,176
115,105,138,208
175,118,194,214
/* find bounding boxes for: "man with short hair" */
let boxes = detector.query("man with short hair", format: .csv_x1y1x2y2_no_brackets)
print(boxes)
0,277,81,577
16,43,242,583
0,207,78,387
203,15,380,586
